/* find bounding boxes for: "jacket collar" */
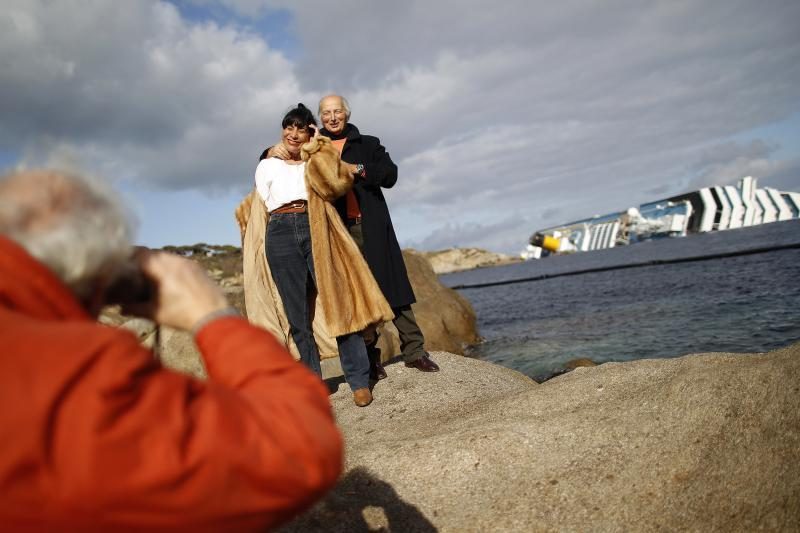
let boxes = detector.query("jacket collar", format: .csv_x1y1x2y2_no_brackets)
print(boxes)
321,123,361,142
0,235,91,321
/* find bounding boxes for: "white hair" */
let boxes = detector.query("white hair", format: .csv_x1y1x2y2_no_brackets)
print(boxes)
0,170,135,301
318,95,351,121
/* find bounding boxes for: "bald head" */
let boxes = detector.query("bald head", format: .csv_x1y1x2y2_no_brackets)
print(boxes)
0,169,134,301
319,94,351,136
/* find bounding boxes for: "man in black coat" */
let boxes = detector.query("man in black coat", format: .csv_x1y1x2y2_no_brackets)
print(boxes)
317,94,439,377
267,96,439,377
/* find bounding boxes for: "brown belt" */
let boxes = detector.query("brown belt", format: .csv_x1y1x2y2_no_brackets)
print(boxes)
271,200,307,214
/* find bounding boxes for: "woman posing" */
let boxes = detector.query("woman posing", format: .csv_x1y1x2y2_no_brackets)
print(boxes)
250,104,393,406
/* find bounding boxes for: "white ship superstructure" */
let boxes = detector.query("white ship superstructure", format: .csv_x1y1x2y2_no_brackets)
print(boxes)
522,176,800,259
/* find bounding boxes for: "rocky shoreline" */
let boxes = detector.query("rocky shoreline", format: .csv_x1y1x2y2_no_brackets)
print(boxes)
104,245,799,530
124,331,799,531
282,344,800,532
416,247,522,275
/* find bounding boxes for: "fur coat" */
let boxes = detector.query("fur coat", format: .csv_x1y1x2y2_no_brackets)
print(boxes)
236,135,393,356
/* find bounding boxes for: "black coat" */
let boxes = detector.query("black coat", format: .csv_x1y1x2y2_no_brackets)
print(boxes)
321,124,416,308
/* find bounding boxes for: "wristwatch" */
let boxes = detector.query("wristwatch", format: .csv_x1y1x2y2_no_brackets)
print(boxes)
355,164,366,178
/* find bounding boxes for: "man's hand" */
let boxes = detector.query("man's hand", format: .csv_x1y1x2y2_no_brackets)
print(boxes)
125,250,230,332
267,143,291,160
344,163,361,179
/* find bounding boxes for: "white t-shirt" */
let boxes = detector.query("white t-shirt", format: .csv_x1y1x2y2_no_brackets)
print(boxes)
254,158,308,212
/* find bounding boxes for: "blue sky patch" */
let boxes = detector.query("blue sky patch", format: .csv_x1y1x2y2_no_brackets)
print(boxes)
166,1,300,58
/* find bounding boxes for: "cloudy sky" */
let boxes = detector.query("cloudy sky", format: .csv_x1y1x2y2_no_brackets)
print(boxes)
2,0,799,253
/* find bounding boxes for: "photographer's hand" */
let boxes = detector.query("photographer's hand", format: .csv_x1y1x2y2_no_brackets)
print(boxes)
128,250,230,332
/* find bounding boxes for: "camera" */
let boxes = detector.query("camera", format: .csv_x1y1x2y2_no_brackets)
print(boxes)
105,256,156,306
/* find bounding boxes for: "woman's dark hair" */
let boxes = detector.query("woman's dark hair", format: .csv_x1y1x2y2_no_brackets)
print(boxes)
281,103,317,131
257,104,317,161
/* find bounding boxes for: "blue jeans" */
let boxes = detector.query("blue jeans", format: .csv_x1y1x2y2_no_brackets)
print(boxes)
266,212,370,391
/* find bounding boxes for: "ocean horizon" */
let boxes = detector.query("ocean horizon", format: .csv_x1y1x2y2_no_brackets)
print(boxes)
442,219,800,381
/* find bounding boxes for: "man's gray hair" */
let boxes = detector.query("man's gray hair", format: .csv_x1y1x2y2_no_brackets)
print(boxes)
319,95,351,120
0,170,134,301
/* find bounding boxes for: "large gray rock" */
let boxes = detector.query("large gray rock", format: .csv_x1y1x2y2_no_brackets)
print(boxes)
281,344,800,532
380,250,478,356
321,250,479,368
156,327,207,378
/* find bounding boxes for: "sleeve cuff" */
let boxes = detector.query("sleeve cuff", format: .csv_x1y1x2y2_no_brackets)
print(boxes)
191,307,240,336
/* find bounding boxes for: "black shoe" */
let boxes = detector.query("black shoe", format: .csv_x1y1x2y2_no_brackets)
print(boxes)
404,353,440,372
368,345,387,381
370,360,388,381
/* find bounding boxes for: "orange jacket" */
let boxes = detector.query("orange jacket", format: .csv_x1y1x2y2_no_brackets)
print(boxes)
0,236,343,532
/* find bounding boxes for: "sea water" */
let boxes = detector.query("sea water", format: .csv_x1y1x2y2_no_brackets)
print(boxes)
440,219,800,381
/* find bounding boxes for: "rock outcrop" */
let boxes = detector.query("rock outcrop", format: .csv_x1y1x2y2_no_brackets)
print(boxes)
420,247,521,274
281,344,800,532
100,248,800,530
104,295,800,530
378,250,479,356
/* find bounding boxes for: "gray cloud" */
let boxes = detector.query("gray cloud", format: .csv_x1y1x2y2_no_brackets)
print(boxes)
760,159,800,191
1,0,799,252
1,0,303,190
404,214,531,254
686,140,799,190
691,140,777,170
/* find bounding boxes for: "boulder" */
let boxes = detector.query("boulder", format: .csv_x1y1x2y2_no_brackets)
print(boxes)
280,343,800,532
420,247,521,274
119,318,156,343
564,357,597,369
156,327,207,378
376,250,479,357
323,250,480,374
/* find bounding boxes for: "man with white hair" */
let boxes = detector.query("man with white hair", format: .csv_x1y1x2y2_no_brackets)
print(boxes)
0,170,343,531
266,95,440,378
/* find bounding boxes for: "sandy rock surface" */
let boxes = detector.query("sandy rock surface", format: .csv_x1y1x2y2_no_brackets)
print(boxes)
418,247,521,275
280,344,800,532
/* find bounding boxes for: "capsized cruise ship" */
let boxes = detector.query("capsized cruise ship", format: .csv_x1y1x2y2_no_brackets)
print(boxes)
521,176,800,259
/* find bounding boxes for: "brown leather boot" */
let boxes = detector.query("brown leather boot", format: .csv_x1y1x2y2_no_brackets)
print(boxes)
353,387,373,407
